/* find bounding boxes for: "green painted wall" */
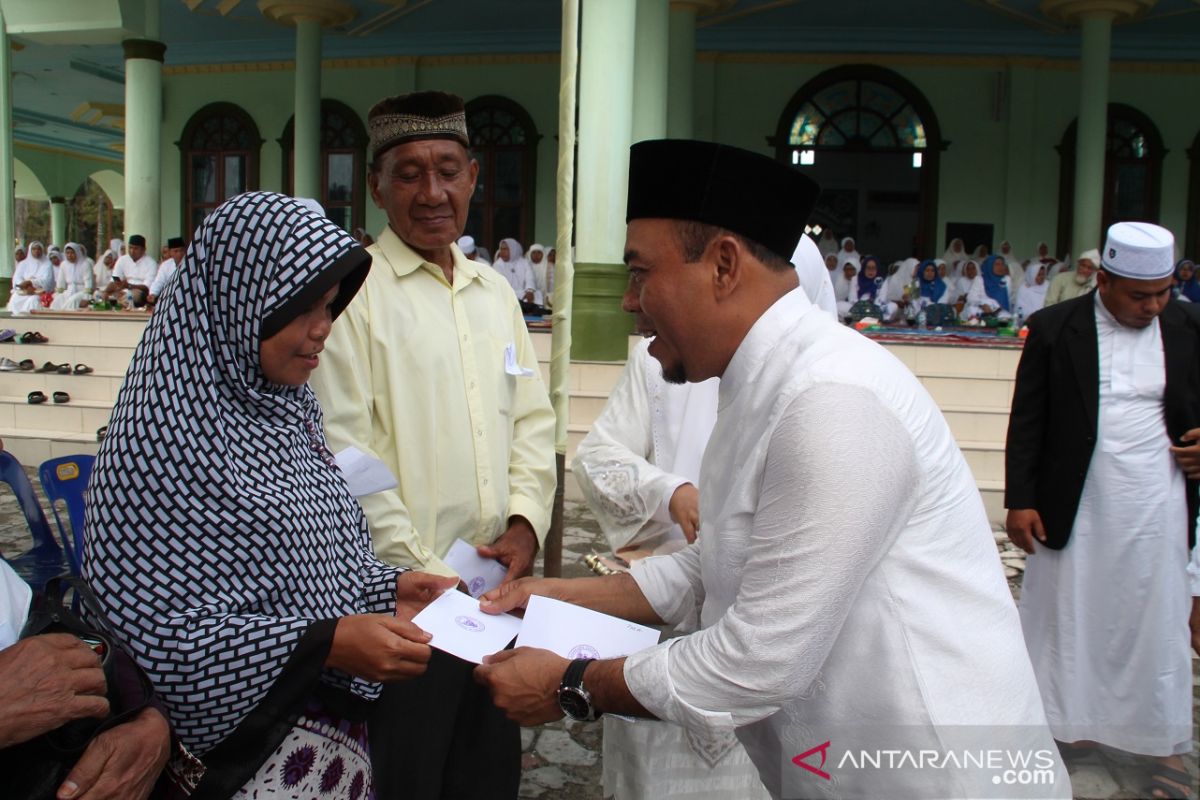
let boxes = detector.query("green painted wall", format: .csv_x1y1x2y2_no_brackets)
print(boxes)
14,143,119,199
68,53,1196,264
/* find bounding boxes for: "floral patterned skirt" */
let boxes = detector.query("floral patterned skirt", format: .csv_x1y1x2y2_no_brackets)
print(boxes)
233,699,373,800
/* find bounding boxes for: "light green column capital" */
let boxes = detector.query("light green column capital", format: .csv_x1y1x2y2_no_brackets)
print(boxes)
49,197,67,250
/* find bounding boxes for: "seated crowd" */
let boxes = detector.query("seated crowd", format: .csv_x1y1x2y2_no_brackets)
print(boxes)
819,232,1200,328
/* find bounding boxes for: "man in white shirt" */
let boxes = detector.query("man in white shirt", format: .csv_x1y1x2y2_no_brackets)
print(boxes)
102,235,157,307
147,237,185,308
476,139,1066,800
310,90,554,800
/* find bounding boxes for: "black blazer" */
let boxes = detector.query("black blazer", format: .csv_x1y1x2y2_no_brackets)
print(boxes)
1004,290,1200,550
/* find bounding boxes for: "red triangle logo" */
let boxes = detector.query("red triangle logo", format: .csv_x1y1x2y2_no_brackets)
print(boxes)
792,740,832,780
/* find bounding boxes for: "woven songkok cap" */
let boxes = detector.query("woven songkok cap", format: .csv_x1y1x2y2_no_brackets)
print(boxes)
1102,222,1174,280
626,139,821,262
368,91,469,163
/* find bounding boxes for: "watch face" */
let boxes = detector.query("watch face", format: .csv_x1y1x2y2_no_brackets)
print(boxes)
558,687,593,721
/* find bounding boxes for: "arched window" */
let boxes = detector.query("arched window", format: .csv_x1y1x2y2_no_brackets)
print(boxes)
1056,104,1164,255
178,103,262,238
280,100,368,234
465,96,539,253
770,66,943,258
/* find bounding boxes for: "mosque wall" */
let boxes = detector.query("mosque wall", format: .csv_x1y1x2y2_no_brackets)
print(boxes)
148,55,1199,258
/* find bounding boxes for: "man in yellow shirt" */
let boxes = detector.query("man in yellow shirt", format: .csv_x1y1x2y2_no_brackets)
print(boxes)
310,90,555,800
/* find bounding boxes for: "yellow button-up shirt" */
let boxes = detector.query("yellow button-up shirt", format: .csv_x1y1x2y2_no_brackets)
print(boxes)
310,227,556,575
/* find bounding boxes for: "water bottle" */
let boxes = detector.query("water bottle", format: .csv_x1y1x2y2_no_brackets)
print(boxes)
917,308,927,330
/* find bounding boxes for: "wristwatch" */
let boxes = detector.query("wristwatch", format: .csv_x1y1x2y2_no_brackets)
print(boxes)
557,658,603,721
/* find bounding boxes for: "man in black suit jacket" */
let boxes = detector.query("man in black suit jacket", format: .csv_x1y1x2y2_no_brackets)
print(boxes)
1004,222,1200,799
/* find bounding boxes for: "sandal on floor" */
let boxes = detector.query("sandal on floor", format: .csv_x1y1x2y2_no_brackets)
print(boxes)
52,391,69,404
27,391,47,404
18,359,35,371
96,425,108,442
19,331,48,343
73,363,93,374
0,328,15,342
1143,766,1196,799
0,357,18,371
36,361,59,373
55,363,71,374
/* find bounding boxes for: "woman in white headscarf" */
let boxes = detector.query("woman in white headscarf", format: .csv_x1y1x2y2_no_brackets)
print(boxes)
50,242,95,310
1029,241,1052,265
492,238,539,305
108,237,123,263
817,229,840,258
94,250,116,290
832,260,857,319
942,238,967,267
1013,261,1050,322
835,236,861,271
526,243,551,303
7,241,54,313
998,240,1024,288
879,257,919,322
957,259,1004,321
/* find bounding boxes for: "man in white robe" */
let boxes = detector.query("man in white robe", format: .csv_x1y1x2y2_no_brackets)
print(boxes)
102,234,157,306
147,237,185,307
477,139,1066,800
1006,221,1200,800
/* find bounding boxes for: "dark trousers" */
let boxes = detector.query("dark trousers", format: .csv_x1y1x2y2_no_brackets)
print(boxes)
368,648,520,800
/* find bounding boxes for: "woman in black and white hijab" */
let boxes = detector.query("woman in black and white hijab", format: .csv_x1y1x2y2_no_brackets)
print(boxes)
85,192,454,798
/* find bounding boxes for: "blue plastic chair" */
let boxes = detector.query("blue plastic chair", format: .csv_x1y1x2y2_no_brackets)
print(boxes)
38,455,95,577
0,450,65,590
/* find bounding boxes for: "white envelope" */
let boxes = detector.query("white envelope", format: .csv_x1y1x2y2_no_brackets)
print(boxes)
333,446,398,497
516,595,661,660
504,342,535,377
443,538,508,597
411,588,522,665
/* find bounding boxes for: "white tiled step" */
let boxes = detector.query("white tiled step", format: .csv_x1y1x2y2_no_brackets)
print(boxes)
2,314,148,348
958,440,1005,483
0,371,125,403
0,428,102,466
0,343,137,375
0,396,114,434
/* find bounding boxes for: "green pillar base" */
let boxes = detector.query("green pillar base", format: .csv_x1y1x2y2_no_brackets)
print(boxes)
0,277,10,308
571,261,632,361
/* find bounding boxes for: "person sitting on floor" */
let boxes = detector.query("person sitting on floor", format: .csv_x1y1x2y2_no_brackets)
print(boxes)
100,235,157,307
7,242,54,314
50,243,95,310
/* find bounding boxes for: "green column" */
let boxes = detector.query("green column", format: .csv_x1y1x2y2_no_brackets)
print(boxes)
50,197,67,250
667,2,698,139
293,17,322,201
573,0,637,362
1071,12,1112,255
0,9,14,304
632,0,669,144
123,39,165,254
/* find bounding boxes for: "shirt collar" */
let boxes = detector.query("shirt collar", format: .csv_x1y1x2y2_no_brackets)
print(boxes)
374,225,480,287
718,286,813,411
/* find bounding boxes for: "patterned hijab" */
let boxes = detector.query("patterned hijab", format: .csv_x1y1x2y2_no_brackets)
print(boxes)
84,193,394,763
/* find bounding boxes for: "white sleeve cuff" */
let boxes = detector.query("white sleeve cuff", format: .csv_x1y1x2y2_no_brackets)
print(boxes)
630,552,699,627
624,639,736,736
651,478,689,527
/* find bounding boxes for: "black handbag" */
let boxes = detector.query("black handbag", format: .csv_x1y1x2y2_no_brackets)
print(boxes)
0,576,155,800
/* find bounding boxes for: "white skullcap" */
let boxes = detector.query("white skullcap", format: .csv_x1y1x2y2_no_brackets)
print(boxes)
457,235,476,255
1077,248,1101,265
1102,222,1174,280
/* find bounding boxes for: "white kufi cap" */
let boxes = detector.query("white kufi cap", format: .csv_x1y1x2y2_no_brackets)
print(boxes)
1101,222,1174,280
456,235,476,255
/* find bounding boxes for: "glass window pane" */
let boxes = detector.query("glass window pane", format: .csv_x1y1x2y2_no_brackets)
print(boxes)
327,153,355,202
491,204,522,247
224,155,246,198
860,81,904,119
191,155,217,203
466,204,485,245
788,103,823,146
473,155,488,204
813,81,856,116
892,106,927,149
326,205,350,232
1113,162,1148,222
494,150,522,204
